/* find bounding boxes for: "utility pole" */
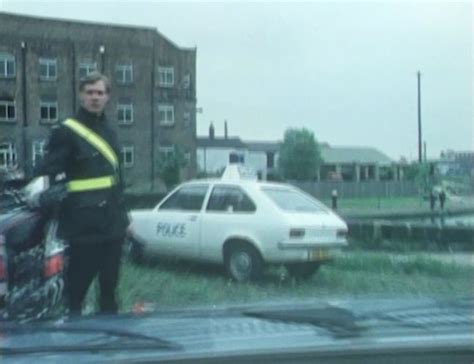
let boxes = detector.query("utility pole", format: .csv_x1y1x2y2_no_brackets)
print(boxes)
21,41,29,177
417,71,422,163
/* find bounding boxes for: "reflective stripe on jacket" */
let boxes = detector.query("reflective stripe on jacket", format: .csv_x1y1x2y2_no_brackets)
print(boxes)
62,118,118,193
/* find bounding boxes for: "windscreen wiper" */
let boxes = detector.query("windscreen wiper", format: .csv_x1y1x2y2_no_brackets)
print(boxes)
0,324,182,355
244,306,366,338
243,298,474,339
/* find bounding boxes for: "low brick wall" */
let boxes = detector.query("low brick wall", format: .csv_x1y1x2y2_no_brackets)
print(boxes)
347,220,474,251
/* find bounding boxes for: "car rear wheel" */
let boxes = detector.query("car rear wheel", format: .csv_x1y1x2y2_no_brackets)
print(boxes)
225,243,263,282
285,262,320,279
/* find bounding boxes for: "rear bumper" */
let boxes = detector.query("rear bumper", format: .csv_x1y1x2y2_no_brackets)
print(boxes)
277,241,348,250
263,241,347,264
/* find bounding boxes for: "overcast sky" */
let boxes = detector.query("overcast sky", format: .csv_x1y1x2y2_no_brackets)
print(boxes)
1,0,472,161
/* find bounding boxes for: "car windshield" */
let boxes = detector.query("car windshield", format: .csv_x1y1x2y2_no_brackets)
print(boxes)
262,187,327,213
1,1,472,361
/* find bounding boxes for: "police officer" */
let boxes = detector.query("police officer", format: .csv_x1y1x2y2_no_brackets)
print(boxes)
439,189,446,210
36,72,129,316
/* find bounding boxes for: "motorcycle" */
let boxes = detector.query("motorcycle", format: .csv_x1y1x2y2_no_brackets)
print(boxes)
0,176,67,322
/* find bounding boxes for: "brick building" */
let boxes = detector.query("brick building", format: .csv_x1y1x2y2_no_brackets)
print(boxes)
0,12,197,192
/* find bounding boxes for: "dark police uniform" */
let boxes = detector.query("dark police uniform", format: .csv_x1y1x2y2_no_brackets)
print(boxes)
38,107,129,315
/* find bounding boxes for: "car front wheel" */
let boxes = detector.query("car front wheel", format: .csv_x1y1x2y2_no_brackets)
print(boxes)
285,262,320,279
225,243,263,282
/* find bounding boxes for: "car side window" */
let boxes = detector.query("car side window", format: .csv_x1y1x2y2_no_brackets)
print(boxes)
159,185,209,211
206,185,256,213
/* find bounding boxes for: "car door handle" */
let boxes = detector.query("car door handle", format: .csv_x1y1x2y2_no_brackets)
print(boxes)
188,215,197,222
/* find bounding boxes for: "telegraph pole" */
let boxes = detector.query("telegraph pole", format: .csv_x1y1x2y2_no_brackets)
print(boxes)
417,71,422,163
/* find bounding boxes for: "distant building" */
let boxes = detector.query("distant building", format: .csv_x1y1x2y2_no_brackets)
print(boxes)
438,150,474,178
318,145,402,181
0,12,197,192
197,124,402,181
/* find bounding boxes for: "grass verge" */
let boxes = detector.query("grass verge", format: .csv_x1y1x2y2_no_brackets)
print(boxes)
84,251,474,314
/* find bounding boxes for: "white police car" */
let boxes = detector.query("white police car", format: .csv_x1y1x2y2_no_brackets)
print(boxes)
128,165,348,281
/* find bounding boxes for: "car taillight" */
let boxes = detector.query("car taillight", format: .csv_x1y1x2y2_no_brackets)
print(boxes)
337,229,348,238
289,228,305,238
44,253,64,278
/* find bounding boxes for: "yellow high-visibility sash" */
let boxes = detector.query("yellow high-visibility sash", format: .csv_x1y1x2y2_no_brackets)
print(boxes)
63,118,119,193
63,118,118,170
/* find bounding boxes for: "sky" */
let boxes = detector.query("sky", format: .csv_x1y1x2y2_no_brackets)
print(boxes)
1,0,472,161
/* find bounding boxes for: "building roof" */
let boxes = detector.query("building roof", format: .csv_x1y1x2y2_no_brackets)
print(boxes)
0,12,195,51
320,146,393,165
197,137,247,149
198,136,393,165
246,141,281,152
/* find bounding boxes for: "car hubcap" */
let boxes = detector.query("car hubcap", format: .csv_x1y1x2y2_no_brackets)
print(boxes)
230,251,252,279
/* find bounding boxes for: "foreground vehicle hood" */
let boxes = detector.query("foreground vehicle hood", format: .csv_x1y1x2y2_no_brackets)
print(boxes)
1,297,472,363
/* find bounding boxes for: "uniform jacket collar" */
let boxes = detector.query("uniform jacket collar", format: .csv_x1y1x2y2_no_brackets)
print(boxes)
76,107,107,127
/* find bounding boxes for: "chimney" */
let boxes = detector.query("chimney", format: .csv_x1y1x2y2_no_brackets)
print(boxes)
224,120,228,140
209,122,215,140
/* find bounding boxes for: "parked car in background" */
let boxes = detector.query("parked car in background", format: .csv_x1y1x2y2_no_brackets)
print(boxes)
128,165,348,281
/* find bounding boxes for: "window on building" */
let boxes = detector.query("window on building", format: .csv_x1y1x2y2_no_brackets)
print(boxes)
0,100,16,121
267,151,275,168
40,101,58,122
158,66,174,87
121,146,134,168
32,140,46,166
206,185,256,213
117,103,134,124
182,73,191,89
79,61,97,78
39,58,57,80
0,142,17,168
184,151,191,166
0,53,15,78
159,145,175,161
183,111,191,127
229,152,244,164
116,64,133,84
158,104,174,126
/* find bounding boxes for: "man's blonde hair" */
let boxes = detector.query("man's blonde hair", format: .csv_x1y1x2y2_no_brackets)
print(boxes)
79,72,111,93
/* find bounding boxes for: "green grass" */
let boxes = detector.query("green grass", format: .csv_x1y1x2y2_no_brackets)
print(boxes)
84,252,474,314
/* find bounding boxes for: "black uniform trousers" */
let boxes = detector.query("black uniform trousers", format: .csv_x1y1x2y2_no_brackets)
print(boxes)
66,239,123,315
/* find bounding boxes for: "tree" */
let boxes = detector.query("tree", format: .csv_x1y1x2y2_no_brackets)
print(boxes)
278,128,322,181
404,162,438,196
157,147,186,190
